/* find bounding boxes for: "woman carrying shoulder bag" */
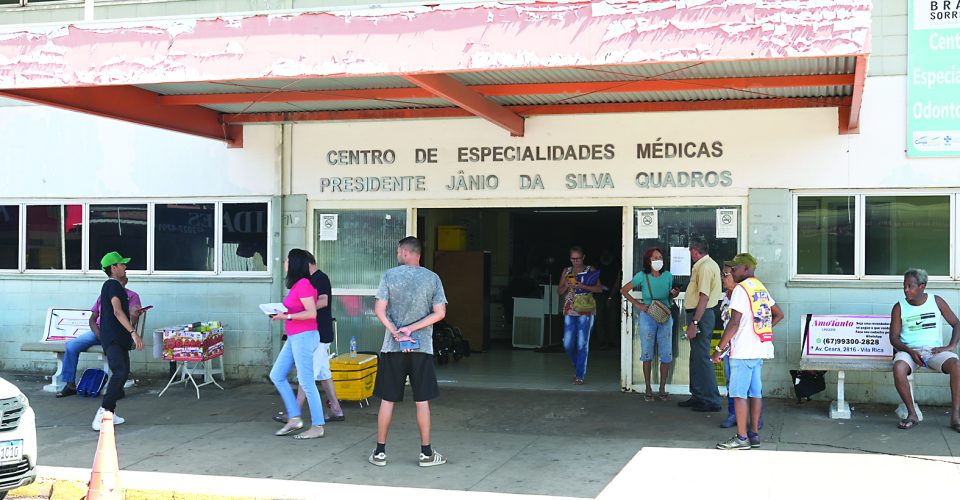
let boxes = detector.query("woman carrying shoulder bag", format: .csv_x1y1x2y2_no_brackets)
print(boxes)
559,246,603,385
621,247,679,401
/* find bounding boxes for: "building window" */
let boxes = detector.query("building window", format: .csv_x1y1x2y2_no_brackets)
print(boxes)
154,203,215,272
796,196,855,275
2,199,269,275
0,205,18,269
314,209,407,289
26,204,83,270
865,195,950,276
794,193,953,280
222,202,268,272
89,204,148,272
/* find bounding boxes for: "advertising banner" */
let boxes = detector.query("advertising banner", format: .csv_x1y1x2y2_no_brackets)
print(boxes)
803,315,893,358
908,0,960,157
42,308,92,342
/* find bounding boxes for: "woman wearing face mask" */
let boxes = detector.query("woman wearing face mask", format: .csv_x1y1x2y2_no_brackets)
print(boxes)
621,247,679,401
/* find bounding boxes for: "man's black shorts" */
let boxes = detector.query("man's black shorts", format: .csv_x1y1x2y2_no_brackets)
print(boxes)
374,352,439,402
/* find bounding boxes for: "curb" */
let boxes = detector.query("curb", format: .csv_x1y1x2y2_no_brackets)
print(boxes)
9,466,583,500
9,477,253,500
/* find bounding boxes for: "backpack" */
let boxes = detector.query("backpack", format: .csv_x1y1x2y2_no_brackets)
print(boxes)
77,368,109,397
789,369,826,403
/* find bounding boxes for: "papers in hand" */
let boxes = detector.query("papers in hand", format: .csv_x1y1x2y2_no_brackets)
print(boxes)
259,303,288,316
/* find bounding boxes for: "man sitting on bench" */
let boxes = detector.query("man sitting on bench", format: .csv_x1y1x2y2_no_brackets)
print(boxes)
56,275,142,398
889,268,960,432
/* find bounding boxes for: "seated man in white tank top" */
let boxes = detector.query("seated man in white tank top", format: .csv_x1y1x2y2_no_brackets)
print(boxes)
889,268,960,432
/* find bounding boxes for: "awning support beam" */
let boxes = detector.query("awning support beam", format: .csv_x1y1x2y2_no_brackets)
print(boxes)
402,73,524,136
840,54,868,135
0,86,242,147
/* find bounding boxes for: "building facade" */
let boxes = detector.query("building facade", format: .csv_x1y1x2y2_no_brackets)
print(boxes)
1,0,958,404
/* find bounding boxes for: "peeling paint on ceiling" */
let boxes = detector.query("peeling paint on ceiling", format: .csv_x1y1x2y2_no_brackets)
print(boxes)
0,0,871,89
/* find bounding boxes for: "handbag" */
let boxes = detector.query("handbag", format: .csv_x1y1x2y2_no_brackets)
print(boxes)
572,293,597,314
644,273,672,324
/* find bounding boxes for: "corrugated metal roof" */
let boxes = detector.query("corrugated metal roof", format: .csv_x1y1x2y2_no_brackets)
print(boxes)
135,56,856,115
453,57,856,85
139,57,855,98
490,86,852,106
139,76,415,96
207,98,450,114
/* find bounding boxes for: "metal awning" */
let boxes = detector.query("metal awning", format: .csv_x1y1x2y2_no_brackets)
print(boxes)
0,1,872,147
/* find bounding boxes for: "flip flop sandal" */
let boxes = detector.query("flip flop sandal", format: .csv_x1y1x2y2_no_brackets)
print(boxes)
897,418,920,430
324,414,345,422
644,392,654,402
275,421,304,436
293,428,325,440
657,392,671,401
951,423,960,434
272,411,288,423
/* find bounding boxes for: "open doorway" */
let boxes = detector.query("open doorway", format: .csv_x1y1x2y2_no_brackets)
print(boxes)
418,207,623,391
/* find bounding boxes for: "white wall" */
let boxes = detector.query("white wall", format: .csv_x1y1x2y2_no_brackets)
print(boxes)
0,104,280,199
848,76,960,187
290,77,959,203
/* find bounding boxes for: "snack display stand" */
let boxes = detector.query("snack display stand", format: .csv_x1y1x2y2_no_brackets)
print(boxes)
156,322,226,399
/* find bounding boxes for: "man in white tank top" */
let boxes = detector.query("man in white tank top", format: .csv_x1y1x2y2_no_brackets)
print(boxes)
889,268,960,432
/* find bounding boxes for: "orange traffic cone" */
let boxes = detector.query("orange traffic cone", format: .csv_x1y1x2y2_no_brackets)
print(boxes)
87,410,121,499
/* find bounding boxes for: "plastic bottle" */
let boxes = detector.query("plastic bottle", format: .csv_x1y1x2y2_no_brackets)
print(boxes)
350,336,358,357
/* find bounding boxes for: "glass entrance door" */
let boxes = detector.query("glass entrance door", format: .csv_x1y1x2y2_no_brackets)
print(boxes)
626,206,741,392
313,208,407,354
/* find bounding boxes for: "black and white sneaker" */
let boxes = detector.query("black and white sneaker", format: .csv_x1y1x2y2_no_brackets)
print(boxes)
418,450,447,467
368,451,387,467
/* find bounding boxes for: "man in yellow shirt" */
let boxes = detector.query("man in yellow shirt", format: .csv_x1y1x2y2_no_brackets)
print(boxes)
679,237,723,412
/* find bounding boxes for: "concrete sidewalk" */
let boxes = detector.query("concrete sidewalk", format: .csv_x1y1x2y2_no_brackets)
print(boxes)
13,372,960,498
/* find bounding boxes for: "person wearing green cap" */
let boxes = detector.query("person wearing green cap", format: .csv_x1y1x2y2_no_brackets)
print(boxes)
56,274,142,398
712,253,783,450
92,251,145,431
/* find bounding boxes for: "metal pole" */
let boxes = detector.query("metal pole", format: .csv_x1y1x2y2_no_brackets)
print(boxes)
60,205,66,270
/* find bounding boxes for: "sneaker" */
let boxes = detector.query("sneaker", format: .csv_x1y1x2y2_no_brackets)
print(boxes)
92,407,104,431
748,432,761,449
720,413,737,428
418,450,447,467
716,435,751,450
92,408,126,431
368,451,387,467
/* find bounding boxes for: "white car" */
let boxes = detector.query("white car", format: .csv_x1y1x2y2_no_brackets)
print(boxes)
0,378,36,499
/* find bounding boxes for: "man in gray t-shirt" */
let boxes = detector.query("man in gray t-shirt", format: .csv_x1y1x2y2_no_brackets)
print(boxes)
369,236,449,468
376,266,446,354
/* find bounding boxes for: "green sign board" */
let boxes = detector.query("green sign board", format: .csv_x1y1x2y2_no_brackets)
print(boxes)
907,0,960,157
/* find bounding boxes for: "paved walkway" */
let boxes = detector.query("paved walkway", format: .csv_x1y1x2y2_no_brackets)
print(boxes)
13,372,960,498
